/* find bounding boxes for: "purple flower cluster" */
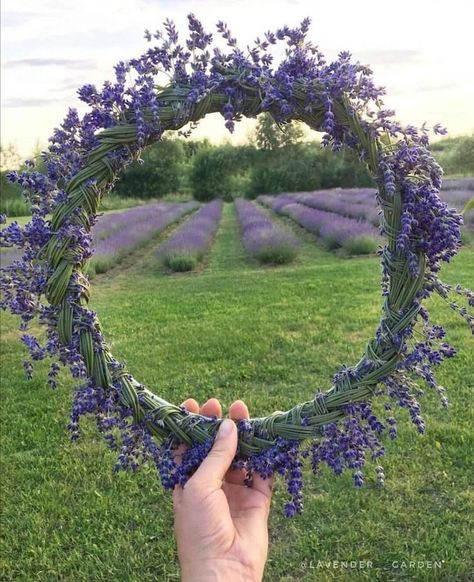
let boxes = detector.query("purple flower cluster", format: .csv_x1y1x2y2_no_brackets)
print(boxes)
304,401,385,488
92,202,171,240
1,14,473,517
234,198,299,264
92,202,198,274
158,200,223,271
290,188,381,226
259,194,380,253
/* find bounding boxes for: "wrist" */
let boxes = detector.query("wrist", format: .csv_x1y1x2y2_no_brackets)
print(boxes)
180,558,261,582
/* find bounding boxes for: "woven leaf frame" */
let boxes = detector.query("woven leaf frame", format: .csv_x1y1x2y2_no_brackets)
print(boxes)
43,78,427,455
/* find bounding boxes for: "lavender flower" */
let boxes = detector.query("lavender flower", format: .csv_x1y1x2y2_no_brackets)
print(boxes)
92,202,199,274
290,188,381,226
234,198,299,264
259,195,381,254
158,200,223,271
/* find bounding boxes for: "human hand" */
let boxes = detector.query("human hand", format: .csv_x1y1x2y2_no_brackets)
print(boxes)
173,398,273,582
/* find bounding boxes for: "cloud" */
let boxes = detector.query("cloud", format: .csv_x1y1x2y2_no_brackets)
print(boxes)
354,49,420,66
1,11,42,27
2,97,63,108
3,58,96,70
418,82,462,93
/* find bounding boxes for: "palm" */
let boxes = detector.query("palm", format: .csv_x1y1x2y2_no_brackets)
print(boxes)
174,397,272,580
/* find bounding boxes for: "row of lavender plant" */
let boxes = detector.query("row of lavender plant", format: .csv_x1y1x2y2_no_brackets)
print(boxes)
92,202,173,241
291,186,473,232
158,200,223,272
91,201,199,275
441,177,474,191
259,195,381,254
289,189,381,226
438,190,474,230
0,248,23,268
0,203,199,271
234,198,299,264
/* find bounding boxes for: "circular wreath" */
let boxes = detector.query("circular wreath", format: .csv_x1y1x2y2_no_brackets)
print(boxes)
1,15,473,517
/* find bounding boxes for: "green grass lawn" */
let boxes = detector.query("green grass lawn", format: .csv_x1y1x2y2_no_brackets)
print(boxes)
1,203,473,581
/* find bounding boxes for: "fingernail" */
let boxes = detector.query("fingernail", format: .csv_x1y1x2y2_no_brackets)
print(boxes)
216,419,234,439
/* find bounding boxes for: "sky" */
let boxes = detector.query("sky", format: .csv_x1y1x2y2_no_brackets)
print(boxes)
2,0,474,159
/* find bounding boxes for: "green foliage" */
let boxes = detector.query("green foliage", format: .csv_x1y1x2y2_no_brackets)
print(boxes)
432,134,474,176
0,143,48,216
341,235,379,255
248,145,316,195
114,138,185,199
254,242,298,265
163,250,199,272
1,133,473,219
189,144,254,201
247,143,373,197
181,138,211,160
253,112,305,150
0,185,30,216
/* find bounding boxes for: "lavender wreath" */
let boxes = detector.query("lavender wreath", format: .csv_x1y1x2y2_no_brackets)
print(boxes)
1,15,473,517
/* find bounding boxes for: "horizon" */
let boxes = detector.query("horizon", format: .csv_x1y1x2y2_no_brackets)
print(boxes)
2,0,474,159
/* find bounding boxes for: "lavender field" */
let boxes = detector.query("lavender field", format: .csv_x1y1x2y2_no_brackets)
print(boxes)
158,199,223,271
235,198,299,264
3,185,471,277
258,194,382,254
288,188,381,226
90,201,199,275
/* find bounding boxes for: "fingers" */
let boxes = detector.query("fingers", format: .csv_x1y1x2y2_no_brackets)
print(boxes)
188,418,238,487
181,398,199,414
178,398,265,490
175,398,222,467
229,399,249,420
200,398,222,418
250,407,278,500
224,400,250,486
179,398,244,420
174,399,200,467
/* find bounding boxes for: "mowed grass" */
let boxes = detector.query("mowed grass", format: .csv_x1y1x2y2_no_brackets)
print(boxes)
1,202,473,581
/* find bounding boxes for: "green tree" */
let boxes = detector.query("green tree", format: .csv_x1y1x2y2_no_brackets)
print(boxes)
189,144,254,201
252,113,305,150
432,134,474,176
0,143,21,171
451,136,474,175
115,138,185,198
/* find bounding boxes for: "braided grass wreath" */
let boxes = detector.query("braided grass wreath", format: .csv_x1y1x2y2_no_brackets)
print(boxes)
1,15,473,517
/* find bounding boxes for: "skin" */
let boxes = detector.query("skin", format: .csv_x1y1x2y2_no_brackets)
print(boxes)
173,398,274,582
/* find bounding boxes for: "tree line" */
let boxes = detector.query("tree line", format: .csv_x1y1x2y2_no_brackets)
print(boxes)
1,116,473,215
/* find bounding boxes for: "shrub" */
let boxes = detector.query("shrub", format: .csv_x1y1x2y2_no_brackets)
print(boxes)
163,251,199,272
189,144,254,201
341,235,379,255
114,138,185,198
254,242,298,264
